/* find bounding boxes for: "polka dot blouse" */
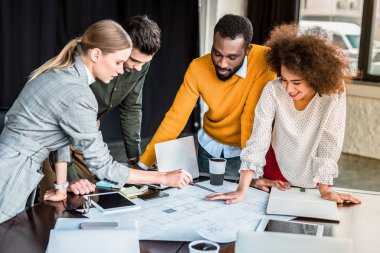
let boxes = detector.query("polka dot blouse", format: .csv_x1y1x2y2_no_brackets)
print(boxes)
240,78,346,188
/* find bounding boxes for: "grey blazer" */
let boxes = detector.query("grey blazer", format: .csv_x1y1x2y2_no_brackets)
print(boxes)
0,55,130,223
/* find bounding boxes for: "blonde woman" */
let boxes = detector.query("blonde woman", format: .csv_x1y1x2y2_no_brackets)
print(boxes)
0,20,191,223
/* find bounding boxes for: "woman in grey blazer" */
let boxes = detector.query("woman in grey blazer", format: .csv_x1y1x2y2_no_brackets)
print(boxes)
0,19,192,223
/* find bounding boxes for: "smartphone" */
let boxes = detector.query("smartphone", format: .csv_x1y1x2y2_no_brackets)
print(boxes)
138,191,169,200
80,222,119,229
256,219,324,236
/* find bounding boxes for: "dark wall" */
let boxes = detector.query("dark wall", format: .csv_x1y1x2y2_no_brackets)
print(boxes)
0,0,199,140
247,0,300,45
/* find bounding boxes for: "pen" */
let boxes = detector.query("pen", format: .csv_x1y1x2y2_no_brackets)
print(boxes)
189,182,215,193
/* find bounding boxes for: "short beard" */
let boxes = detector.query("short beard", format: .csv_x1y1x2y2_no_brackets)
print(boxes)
214,58,245,81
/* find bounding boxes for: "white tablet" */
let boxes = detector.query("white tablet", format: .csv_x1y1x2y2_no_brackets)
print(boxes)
84,192,141,213
256,219,324,236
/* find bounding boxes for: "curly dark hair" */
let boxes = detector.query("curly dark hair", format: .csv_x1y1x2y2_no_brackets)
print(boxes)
214,14,253,47
124,15,161,55
264,23,349,95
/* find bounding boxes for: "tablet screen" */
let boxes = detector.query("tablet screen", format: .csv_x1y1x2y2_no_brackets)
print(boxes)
88,192,136,210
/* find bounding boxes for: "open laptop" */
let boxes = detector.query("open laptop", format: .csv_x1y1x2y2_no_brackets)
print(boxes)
266,187,340,221
46,229,140,253
235,231,353,253
152,136,199,189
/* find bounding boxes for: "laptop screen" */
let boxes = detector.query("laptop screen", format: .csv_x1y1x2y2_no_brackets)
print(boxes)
154,136,199,188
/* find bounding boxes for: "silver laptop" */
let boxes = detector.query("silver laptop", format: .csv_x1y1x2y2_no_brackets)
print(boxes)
46,229,140,253
152,136,199,189
267,187,340,221
235,231,353,253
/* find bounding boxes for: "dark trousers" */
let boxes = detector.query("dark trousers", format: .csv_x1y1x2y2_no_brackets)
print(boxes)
197,144,241,178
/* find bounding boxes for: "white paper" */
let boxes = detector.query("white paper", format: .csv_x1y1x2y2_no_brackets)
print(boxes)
85,180,294,242
190,181,293,242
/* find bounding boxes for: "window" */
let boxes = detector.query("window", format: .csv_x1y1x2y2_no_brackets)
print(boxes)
368,0,380,75
300,0,380,83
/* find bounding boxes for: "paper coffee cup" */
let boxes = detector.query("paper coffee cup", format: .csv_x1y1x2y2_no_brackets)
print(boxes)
209,158,226,186
189,240,220,253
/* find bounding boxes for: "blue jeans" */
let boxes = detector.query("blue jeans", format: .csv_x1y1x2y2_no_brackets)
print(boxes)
197,144,241,177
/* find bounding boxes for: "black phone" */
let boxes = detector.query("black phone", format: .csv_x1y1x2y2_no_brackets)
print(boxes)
138,191,169,200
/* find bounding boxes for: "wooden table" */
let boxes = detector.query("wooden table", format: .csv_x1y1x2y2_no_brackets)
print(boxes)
0,187,378,253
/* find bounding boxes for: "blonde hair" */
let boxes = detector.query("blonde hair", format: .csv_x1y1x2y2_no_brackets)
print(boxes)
29,19,132,81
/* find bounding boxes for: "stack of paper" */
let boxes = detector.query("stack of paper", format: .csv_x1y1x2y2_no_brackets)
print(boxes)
119,185,148,198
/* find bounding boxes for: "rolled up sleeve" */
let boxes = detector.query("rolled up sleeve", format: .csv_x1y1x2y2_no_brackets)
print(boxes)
50,146,71,164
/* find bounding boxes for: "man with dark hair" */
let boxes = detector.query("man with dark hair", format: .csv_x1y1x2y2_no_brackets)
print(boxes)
139,14,276,177
90,15,160,166
40,15,163,197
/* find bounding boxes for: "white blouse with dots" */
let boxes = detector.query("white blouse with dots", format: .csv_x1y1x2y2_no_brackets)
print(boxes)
240,78,346,188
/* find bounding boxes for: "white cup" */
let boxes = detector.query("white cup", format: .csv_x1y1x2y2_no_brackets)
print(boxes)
209,158,226,186
189,240,220,253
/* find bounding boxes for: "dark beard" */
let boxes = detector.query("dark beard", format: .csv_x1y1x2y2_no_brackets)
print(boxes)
214,58,245,81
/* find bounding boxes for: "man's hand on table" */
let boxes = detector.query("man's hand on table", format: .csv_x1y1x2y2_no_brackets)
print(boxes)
160,169,193,189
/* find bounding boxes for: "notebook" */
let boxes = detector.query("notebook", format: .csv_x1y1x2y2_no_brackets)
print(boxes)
266,187,340,221
235,231,353,253
152,136,199,189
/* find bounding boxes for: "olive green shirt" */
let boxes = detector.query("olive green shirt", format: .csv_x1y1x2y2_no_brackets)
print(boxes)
91,62,150,158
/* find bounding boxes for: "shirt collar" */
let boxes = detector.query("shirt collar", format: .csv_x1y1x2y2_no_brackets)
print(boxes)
235,55,247,78
84,64,96,85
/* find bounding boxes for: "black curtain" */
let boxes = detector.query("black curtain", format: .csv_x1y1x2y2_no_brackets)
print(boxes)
0,0,199,140
247,0,300,45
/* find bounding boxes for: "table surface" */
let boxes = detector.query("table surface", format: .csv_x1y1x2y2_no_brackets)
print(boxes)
0,187,379,253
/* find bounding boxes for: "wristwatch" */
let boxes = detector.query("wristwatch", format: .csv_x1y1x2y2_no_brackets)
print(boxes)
54,181,69,190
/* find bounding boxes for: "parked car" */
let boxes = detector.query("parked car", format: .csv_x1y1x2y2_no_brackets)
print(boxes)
299,20,380,75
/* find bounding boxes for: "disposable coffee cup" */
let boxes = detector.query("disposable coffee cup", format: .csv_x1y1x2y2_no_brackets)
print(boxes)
209,158,226,186
189,240,220,253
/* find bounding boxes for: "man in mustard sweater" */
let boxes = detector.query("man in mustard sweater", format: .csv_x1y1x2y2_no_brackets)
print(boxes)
139,14,276,177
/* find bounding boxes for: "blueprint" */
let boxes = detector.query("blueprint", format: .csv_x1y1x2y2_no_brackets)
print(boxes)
85,180,293,242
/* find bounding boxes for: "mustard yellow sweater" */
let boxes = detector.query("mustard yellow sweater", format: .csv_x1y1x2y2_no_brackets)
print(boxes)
141,44,276,166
